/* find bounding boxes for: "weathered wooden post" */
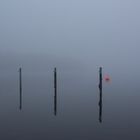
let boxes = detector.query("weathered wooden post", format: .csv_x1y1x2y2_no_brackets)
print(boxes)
99,67,102,123
19,67,22,110
54,67,57,115
99,67,102,91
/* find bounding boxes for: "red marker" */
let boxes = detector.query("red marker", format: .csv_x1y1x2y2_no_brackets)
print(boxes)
104,75,111,82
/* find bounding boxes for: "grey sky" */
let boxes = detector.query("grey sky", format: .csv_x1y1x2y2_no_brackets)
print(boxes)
0,0,140,74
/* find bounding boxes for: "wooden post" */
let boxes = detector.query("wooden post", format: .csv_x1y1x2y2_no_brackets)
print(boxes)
99,67,102,90
54,67,57,115
19,67,22,110
99,67,102,123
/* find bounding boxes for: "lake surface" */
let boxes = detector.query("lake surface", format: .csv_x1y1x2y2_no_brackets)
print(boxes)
1,0,140,139
0,60,140,140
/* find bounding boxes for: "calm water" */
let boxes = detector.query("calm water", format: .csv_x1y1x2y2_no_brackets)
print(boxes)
1,1,140,139
0,62,140,140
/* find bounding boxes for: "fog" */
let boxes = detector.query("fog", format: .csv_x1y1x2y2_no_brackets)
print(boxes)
0,0,140,68
0,1,140,139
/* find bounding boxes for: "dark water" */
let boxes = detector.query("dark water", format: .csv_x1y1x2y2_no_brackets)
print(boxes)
0,63,140,140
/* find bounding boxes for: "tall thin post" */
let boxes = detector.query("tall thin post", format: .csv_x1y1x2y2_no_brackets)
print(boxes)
99,67,102,123
54,67,57,115
19,67,22,110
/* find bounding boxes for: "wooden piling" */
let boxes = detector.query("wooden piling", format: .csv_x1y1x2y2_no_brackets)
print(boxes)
54,67,57,115
99,67,102,123
99,67,102,90
19,67,22,110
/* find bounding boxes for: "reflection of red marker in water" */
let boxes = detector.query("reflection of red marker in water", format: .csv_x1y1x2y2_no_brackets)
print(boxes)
104,75,111,82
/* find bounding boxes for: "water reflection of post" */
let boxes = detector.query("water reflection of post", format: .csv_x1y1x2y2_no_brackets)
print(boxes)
54,68,57,116
98,67,102,123
19,67,22,110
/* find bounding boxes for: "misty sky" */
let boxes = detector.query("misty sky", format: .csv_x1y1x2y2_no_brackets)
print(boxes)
0,0,140,74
